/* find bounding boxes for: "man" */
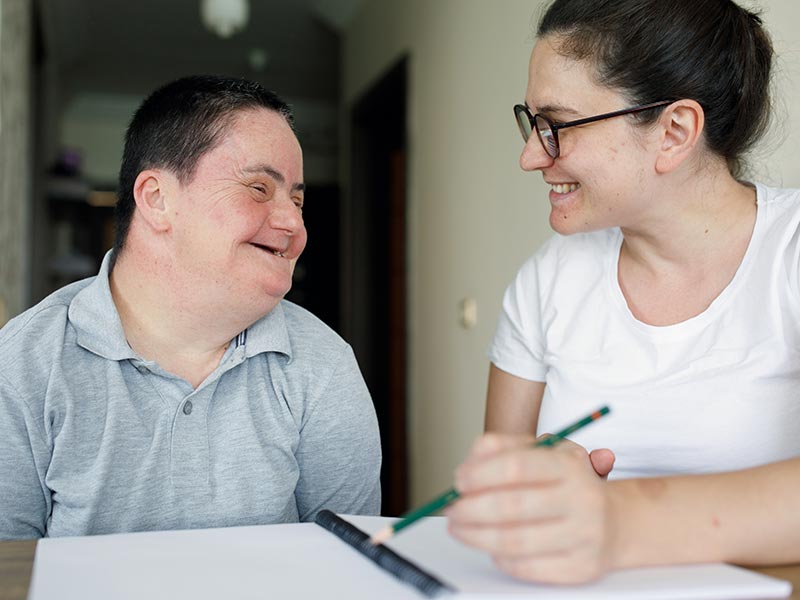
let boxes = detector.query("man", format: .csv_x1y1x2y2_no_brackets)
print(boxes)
0,76,381,539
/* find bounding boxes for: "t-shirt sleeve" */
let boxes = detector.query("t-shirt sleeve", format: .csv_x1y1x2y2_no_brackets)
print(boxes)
293,344,381,521
0,371,50,540
488,253,548,382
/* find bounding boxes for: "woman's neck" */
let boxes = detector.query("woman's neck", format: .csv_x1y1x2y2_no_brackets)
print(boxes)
617,173,757,326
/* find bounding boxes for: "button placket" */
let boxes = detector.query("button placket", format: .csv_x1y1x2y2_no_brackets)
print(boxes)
170,382,219,492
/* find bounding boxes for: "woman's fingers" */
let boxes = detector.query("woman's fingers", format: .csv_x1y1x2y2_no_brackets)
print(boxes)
448,434,612,583
456,436,591,493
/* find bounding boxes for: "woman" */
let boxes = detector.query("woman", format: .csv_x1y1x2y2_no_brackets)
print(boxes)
447,0,800,584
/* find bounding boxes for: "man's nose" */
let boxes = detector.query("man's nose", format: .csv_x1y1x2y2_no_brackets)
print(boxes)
268,194,304,233
519,135,555,172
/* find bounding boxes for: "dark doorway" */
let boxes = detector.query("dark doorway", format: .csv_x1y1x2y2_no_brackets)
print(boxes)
346,58,408,516
285,184,341,333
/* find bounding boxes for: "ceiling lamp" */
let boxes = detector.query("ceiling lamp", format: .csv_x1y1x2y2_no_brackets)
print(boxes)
200,0,250,39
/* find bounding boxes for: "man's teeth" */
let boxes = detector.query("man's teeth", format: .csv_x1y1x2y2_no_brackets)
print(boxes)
253,243,285,257
551,183,580,194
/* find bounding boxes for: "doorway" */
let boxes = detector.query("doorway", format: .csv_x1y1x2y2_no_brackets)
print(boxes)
346,57,409,516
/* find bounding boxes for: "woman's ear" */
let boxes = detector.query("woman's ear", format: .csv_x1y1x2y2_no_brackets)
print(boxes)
132,169,174,233
654,99,705,174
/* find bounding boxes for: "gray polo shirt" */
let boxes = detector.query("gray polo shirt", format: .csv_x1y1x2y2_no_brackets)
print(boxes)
0,253,381,539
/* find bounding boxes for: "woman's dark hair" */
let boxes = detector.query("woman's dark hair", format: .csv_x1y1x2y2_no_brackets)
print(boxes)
538,0,774,176
114,75,294,256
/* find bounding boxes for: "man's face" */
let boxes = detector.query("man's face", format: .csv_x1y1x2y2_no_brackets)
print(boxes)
168,107,307,318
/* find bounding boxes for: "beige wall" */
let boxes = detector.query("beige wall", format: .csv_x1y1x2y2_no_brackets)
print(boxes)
343,0,800,506
0,0,32,326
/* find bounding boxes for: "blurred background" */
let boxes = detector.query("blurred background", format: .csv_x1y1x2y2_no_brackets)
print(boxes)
1,0,799,516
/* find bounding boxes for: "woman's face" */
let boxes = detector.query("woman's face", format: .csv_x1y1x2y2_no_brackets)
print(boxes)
521,36,661,235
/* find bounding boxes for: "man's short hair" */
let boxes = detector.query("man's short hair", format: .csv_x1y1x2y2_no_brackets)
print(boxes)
113,75,294,256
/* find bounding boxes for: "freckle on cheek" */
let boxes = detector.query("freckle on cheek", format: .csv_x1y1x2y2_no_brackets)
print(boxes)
711,516,721,528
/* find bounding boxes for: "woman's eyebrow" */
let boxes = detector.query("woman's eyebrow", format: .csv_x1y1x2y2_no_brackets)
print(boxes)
534,102,582,117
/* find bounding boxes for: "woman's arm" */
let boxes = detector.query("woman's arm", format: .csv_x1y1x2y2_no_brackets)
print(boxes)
608,456,800,568
484,364,615,476
484,363,545,434
447,435,800,584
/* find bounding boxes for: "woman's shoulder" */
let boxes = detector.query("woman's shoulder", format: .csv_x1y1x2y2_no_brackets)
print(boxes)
511,229,620,290
522,229,620,271
753,183,800,238
755,183,800,213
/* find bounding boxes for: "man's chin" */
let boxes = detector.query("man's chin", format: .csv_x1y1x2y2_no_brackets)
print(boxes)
262,284,293,306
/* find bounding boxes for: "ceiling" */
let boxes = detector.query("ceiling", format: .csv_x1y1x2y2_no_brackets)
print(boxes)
35,0,364,104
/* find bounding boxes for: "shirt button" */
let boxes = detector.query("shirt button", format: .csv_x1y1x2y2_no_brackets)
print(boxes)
137,365,150,375
183,401,193,415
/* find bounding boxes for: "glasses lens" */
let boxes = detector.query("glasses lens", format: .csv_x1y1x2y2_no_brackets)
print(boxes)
514,106,533,142
534,115,558,158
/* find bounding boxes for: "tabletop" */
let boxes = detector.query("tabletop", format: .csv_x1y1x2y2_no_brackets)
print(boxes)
1,537,798,600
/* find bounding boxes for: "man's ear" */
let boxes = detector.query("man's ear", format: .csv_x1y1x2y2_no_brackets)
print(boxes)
132,169,174,233
654,99,705,174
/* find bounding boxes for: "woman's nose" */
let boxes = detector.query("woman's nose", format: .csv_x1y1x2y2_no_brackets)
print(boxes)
519,134,555,172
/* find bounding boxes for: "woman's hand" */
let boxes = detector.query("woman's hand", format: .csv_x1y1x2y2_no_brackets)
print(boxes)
446,433,618,584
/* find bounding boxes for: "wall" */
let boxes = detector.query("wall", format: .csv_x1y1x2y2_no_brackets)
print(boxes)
342,0,800,506
59,93,340,187
0,0,32,326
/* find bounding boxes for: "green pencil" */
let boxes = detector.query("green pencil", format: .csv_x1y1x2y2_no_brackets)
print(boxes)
369,405,611,545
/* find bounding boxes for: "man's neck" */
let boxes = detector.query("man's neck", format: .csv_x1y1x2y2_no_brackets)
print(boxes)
109,250,253,388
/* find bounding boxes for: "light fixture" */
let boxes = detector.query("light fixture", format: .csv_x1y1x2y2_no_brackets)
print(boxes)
200,0,250,39
248,48,269,72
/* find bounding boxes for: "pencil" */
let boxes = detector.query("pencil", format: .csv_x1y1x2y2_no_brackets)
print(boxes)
369,405,611,545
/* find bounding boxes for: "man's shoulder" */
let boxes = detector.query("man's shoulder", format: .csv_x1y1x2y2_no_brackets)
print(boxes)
0,278,95,392
278,300,348,351
0,278,94,349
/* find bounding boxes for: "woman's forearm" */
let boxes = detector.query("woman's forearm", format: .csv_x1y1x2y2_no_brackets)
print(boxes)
607,457,800,569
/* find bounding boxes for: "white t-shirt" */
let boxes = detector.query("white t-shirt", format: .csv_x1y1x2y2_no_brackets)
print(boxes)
489,183,800,479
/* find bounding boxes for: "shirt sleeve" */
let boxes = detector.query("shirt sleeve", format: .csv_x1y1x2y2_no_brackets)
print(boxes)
487,252,548,382
0,371,50,540
293,344,381,521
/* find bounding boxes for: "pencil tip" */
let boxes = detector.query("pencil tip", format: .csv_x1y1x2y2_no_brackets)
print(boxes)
369,526,392,545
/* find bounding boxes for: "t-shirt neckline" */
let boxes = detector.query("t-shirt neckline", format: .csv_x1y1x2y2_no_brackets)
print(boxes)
606,182,763,339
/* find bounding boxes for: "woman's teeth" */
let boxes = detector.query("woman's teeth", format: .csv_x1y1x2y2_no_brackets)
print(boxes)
551,183,580,194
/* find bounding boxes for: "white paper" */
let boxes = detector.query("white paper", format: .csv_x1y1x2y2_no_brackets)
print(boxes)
27,515,792,600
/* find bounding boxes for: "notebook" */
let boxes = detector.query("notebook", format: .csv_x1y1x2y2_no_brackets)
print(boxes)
27,514,792,599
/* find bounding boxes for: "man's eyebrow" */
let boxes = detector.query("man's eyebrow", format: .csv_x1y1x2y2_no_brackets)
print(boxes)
243,164,305,192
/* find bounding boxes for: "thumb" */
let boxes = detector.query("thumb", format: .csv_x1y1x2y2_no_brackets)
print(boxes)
589,448,616,479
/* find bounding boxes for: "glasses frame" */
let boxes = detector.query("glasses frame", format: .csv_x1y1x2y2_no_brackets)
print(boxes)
513,100,674,159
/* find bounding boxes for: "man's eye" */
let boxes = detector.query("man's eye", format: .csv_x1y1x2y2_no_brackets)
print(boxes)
250,184,272,202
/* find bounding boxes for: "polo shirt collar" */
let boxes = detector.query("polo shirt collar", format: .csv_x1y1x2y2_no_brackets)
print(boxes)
69,250,293,361
242,302,293,360
69,251,136,361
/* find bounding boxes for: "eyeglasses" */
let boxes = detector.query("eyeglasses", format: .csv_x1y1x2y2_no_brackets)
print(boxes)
513,100,674,159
